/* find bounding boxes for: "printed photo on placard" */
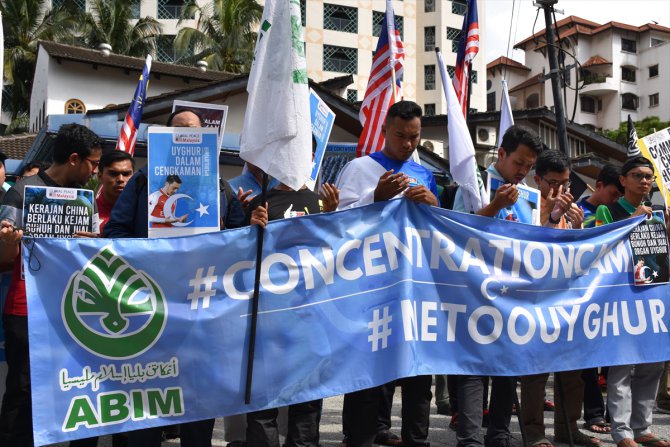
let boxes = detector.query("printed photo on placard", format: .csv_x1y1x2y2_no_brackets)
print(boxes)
172,100,228,149
23,186,95,237
148,127,220,238
629,210,669,286
487,175,541,225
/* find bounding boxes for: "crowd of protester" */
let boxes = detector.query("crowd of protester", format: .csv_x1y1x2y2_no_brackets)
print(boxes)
0,101,668,447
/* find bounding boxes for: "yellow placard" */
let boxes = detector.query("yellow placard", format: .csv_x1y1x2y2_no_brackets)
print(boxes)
637,127,670,208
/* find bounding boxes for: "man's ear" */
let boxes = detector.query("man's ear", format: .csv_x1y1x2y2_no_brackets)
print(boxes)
68,153,80,166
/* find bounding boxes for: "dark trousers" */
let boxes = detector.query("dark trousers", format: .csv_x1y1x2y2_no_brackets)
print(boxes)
0,314,32,447
582,368,607,424
378,381,396,433
247,400,322,447
456,375,515,447
343,376,432,447
126,419,215,447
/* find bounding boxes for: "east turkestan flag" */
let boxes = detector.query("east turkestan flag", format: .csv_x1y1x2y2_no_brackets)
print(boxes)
240,0,312,191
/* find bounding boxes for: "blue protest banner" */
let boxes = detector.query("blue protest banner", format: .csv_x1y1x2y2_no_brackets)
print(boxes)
147,127,220,237
25,199,670,444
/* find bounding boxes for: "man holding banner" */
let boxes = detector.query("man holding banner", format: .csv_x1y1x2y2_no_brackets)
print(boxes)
0,124,103,447
595,156,669,447
335,100,437,447
449,125,542,447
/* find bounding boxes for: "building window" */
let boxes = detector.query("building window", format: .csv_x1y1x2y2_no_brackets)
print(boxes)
649,93,659,107
424,65,435,90
581,96,596,113
425,0,435,13
487,92,496,112
156,35,177,62
621,38,637,53
324,4,358,33
323,45,357,74
621,93,639,110
424,104,436,116
539,122,557,151
130,0,140,19
158,0,187,19
372,11,403,40
472,70,478,83
452,0,467,16
424,27,435,52
447,27,461,53
53,0,85,11
649,64,659,78
65,99,86,114
621,66,636,83
347,89,357,103
651,37,664,47
568,135,586,157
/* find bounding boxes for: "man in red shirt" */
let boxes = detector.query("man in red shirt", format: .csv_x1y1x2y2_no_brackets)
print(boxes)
96,150,135,234
148,175,188,227
0,124,103,446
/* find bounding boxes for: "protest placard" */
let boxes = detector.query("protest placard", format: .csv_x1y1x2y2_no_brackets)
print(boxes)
629,210,669,286
307,89,335,190
638,127,670,208
487,175,541,225
172,100,229,149
23,186,95,237
147,127,220,238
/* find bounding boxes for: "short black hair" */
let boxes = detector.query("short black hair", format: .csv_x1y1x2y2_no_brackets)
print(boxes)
535,149,571,177
166,174,182,184
0,152,7,166
597,164,623,192
99,150,136,173
385,100,422,124
166,108,204,127
621,156,654,175
53,124,104,164
19,161,42,176
500,125,543,156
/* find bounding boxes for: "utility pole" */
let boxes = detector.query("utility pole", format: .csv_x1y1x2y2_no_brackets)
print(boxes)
536,0,569,154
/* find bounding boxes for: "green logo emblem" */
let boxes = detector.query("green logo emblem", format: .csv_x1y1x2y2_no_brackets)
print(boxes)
62,246,167,359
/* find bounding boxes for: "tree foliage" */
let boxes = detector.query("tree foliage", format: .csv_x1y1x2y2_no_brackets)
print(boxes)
80,0,162,58
174,0,262,73
603,116,670,145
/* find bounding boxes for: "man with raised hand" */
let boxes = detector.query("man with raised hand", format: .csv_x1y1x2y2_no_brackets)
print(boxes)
0,124,103,447
449,125,543,447
335,100,437,447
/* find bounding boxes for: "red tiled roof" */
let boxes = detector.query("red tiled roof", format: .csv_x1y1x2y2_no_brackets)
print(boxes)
582,56,611,67
0,133,37,160
487,56,530,71
509,74,544,93
39,41,236,82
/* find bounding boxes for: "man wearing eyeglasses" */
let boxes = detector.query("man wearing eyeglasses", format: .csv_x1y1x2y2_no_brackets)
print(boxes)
0,124,103,447
594,156,669,447
521,150,597,447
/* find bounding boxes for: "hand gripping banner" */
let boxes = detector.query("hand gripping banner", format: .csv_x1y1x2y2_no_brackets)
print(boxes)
24,199,670,444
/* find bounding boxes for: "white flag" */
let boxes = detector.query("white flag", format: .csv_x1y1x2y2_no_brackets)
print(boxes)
240,0,312,191
497,79,514,147
436,49,489,213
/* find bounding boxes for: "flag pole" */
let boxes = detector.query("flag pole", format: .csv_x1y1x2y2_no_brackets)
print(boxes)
465,60,473,124
244,172,269,404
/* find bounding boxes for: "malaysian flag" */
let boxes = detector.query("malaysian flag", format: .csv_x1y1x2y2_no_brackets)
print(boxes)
452,0,479,117
116,55,152,154
356,0,404,157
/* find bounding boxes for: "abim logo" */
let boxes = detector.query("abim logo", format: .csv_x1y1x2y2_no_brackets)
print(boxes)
62,246,167,359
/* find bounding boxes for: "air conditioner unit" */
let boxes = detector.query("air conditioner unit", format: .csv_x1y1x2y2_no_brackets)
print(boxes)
476,148,499,167
475,125,497,147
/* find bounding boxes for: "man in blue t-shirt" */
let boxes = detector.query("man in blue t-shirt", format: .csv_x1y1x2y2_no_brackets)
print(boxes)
450,125,543,447
335,100,437,447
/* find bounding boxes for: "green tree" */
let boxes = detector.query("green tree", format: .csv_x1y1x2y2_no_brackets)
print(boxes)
604,116,670,145
0,0,77,132
80,0,162,58
174,0,262,73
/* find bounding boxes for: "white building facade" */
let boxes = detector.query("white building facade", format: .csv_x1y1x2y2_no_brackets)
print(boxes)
49,0,487,117
487,16,670,138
